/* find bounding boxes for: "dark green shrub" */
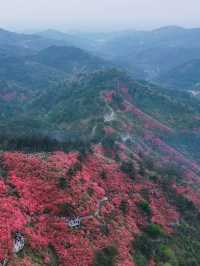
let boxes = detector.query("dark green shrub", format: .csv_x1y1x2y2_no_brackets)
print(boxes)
139,163,146,177
134,234,153,259
149,175,158,182
143,157,155,171
100,170,107,180
102,135,116,149
120,161,136,179
145,224,164,238
99,224,110,236
58,203,75,217
119,200,129,215
0,167,7,178
67,162,82,177
158,245,177,265
87,187,94,196
138,200,151,215
93,246,118,266
134,253,148,266
58,177,68,189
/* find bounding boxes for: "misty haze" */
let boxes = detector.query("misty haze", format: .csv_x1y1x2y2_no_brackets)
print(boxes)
0,1,200,266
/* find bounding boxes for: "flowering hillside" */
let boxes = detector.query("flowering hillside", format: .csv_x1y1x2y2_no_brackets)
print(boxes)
0,139,200,266
0,70,200,265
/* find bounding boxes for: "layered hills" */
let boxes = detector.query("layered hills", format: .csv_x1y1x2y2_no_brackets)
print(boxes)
0,27,200,266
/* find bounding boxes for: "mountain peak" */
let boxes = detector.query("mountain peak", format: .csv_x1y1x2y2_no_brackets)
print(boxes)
153,25,185,32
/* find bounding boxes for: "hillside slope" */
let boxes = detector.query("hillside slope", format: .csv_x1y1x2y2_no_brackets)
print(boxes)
0,70,200,265
158,59,200,90
0,125,200,265
0,45,112,103
32,46,111,73
1,69,200,159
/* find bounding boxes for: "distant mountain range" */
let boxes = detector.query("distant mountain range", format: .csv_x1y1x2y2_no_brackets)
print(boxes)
2,26,200,87
0,28,67,55
35,26,200,85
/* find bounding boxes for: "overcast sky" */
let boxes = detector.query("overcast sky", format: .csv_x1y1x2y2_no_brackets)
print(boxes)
0,0,200,32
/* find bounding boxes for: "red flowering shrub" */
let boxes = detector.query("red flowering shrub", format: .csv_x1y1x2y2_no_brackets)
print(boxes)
0,150,141,265
0,142,198,265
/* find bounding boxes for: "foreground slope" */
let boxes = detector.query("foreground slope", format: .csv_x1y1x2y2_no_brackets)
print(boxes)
0,142,200,265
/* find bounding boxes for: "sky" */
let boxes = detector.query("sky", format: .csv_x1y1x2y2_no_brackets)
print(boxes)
0,0,200,32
